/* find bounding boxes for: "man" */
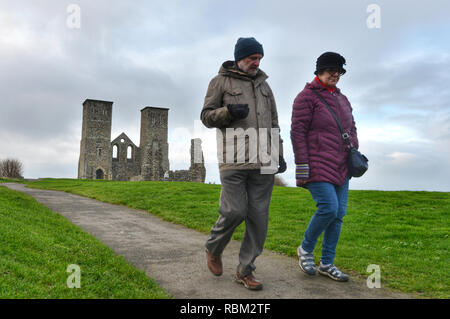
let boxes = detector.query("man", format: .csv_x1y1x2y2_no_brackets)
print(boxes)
200,37,286,290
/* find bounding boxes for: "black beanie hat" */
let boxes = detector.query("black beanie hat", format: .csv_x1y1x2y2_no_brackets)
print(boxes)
314,52,346,75
234,37,264,62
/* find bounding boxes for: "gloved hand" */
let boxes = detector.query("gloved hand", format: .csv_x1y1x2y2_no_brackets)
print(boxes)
296,163,309,186
296,178,308,187
227,104,249,119
276,156,287,174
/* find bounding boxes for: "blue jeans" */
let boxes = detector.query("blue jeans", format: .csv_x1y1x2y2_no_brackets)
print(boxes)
301,179,349,265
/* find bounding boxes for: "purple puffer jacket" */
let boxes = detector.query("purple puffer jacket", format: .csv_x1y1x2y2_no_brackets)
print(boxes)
290,79,358,186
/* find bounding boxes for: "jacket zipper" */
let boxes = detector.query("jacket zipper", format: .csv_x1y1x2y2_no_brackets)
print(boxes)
251,81,260,165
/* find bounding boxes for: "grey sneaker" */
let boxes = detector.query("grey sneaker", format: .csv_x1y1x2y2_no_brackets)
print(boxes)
297,246,316,275
318,263,349,282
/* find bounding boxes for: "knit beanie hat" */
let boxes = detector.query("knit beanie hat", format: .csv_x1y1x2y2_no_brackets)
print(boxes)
234,37,264,62
314,52,346,75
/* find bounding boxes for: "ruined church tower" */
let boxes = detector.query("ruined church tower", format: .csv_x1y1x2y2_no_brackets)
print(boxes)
78,100,204,182
139,107,170,181
78,99,113,180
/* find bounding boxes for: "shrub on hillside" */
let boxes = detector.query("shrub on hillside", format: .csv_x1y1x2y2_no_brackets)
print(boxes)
0,158,24,179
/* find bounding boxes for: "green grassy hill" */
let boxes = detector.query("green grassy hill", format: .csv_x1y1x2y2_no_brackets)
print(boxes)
0,184,170,299
3,178,450,298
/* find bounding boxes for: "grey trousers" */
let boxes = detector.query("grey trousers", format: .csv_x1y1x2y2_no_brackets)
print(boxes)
205,169,274,276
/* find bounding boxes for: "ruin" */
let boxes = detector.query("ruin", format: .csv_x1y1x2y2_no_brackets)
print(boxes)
78,99,205,182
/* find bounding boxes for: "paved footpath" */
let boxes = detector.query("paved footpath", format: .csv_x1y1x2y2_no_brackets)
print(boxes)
3,183,413,299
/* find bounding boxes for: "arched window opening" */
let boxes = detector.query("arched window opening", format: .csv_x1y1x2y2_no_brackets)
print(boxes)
113,145,118,159
127,146,132,160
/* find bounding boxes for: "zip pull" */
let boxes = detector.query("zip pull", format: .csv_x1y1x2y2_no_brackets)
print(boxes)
342,132,353,148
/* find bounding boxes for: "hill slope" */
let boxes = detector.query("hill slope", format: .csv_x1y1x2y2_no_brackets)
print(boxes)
24,178,450,298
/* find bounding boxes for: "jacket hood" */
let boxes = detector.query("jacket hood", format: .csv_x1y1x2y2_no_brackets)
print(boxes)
219,60,268,85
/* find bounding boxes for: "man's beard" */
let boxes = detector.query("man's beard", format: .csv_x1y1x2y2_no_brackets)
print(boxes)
237,61,259,76
247,68,258,76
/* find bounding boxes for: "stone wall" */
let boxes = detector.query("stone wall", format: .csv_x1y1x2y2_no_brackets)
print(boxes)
168,139,206,183
111,133,141,181
188,138,206,183
78,100,205,183
139,107,169,181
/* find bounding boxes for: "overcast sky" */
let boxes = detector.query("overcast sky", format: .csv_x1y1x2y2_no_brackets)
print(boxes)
1,0,449,191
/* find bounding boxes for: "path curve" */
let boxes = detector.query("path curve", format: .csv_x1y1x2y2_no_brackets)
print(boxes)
3,183,412,299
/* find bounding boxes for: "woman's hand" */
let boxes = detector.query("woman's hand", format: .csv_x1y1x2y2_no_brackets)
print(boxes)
296,178,308,187
295,164,309,186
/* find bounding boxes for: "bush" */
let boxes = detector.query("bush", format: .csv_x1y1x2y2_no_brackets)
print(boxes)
0,158,24,179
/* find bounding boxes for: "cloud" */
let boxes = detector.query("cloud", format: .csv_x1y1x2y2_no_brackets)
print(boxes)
0,0,449,191
349,139,450,191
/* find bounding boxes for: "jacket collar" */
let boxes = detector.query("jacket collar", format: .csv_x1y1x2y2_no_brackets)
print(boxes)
314,76,337,93
219,60,268,86
305,77,341,94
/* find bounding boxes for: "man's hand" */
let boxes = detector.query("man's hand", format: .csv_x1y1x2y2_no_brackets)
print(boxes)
227,104,249,119
276,156,287,174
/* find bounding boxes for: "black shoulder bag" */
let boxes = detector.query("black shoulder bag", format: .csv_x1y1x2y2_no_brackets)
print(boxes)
311,90,368,178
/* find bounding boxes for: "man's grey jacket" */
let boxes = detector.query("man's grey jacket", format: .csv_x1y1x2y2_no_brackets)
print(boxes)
201,61,283,172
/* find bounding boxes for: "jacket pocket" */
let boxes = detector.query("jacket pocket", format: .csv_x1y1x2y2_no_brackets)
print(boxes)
258,87,272,126
260,87,270,97
260,87,271,106
223,87,243,105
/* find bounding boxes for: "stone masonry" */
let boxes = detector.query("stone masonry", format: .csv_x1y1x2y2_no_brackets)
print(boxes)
78,99,205,183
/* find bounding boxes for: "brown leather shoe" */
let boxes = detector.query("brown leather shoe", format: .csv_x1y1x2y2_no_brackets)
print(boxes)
234,272,263,290
206,249,223,276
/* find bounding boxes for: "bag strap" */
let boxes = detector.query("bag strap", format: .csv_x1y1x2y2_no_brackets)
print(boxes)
310,89,352,147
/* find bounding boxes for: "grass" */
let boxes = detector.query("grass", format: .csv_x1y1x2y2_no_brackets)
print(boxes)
0,177,25,183
14,178,450,298
0,185,171,299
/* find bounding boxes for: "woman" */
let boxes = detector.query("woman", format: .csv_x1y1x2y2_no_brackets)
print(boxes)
290,52,359,282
